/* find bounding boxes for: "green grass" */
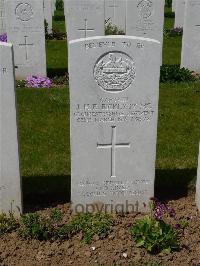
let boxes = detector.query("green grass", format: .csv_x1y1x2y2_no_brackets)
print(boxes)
46,40,68,76
163,36,182,65
52,10,66,33
164,17,174,29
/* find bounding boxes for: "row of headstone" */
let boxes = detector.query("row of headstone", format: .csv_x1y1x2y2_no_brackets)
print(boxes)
64,0,165,64
1,0,200,216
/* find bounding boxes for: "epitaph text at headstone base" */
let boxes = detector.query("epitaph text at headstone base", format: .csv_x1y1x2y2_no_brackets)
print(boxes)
126,0,165,64
174,0,185,28
5,0,46,79
43,0,52,34
196,143,200,211
181,0,200,71
0,0,6,34
64,0,105,41
0,42,22,217
105,0,126,33
69,36,161,213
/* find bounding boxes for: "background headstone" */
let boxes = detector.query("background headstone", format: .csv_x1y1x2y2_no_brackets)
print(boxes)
174,0,185,28
196,143,200,211
105,0,126,32
69,36,161,213
52,0,56,16
0,0,6,34
0,42,22,217
181,0,200,71
43,0,52,34
64,0,105,41
5,0,46,79
126,0,165,64
172,0,176,12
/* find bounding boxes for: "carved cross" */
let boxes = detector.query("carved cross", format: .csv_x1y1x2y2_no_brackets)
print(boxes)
78,18,94,38
19,36,34,60
97,126,130,178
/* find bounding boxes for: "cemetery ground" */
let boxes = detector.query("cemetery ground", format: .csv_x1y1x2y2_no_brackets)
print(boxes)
0,9,200,266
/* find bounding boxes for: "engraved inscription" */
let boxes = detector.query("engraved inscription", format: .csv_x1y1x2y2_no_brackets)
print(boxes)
138,0,153,19
2,67,6,74
73,98,155,123
136,0,154,33
97,126,130,178
78,18,94,38
78,178,151,198
19,36,33,60
15,3,33,21
94,52,136,92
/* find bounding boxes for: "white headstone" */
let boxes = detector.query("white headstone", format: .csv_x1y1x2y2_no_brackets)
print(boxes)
174,0,185,28
196,143,200,211
43,0,53,34
5,0,46,79
0,0,6,34
181,0,200,71
126,0,165,64
69,36,161,213
0,42,22,217
105,0,126,32
172,0,176,12
64,0,105,41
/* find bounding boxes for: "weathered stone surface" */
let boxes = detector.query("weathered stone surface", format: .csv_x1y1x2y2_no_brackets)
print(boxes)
0,0,6,34
0,42,22,217
181,0,200,71
64,0,105,41
69,36,161,213
174,0,185,28
5,0,46,79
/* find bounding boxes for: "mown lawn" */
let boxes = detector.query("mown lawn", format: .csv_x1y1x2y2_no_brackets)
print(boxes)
18,8,200,202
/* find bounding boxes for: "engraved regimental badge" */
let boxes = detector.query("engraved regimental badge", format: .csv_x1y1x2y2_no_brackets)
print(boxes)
94,52,135,93
137,0,153,20
15,3,33,21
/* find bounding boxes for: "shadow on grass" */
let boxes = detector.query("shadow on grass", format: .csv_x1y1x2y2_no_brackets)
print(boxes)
22,175,71,212
22,168,197,212
47,68,68,77
155,168,196,200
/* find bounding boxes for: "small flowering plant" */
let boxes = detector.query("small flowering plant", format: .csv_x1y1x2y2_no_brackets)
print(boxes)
0,33,7,43
130,198,180,254
25,75,52,88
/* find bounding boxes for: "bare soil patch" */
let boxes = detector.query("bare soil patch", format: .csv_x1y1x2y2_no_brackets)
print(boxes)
0,194,199,266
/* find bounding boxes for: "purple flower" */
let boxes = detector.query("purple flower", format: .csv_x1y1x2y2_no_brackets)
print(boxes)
150,197,177,221
26,75,52,88
0,33,7,43
174,223,181,229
